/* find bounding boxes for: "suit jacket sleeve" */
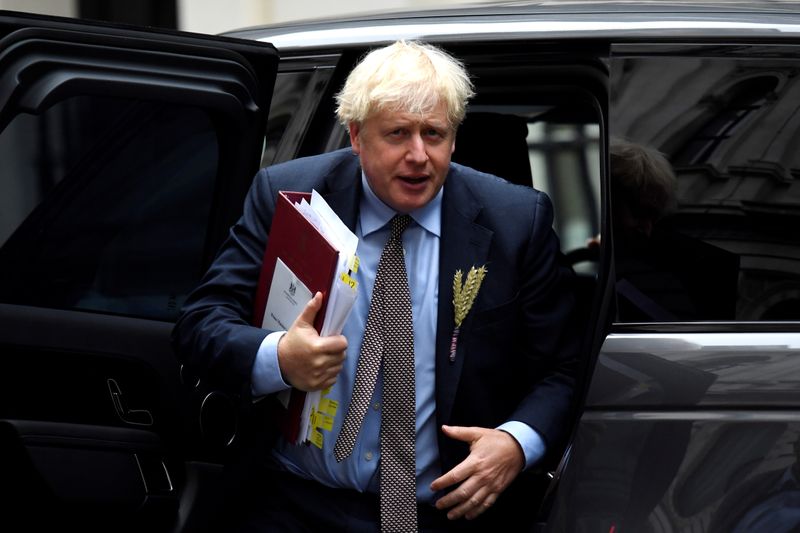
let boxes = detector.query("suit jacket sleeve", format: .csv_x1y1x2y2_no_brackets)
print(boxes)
171,167,277,396
510,191,580,447
170,148,358,398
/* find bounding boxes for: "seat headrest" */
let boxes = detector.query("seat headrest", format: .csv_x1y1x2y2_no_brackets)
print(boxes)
452,112,533,187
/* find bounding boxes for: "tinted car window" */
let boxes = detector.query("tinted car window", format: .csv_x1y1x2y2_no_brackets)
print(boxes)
0,94,218,321
454,106,600,258
262,55,340,165
611,50,800,322
261,70,314,166
451,57,603,265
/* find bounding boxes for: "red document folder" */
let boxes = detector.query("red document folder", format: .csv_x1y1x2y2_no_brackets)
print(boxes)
253,191,340,443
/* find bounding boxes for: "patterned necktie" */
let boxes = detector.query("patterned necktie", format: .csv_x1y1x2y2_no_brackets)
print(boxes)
334,214,417,532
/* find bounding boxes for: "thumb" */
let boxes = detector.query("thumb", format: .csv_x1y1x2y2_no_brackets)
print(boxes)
441,425,480,444
295,291,324,328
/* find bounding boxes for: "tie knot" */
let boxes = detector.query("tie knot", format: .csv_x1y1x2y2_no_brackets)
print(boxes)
390,214,413,241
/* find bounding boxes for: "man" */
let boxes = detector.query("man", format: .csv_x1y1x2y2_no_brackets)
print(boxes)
608,138,697,322
173,41,578,532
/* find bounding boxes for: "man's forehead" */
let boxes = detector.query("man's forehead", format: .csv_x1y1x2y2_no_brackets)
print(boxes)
370,105,449,126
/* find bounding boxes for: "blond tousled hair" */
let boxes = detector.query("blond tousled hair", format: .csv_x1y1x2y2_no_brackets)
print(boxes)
335,40,474,131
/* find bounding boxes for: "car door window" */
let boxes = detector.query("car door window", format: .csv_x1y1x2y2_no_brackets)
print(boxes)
454,104,601,261
262,54,339,165
262,70,314,165
610,46,800,322
0,94,219,321
0,23,276,323
451,57,604,277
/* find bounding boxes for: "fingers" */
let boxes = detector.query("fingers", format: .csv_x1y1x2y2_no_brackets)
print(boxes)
430,456,470,492
432,425,524,521
279,333,347,391
443,484,498,521
276,292,349,391
430,425,484,492
432,461,480,514
434,472,498,520
295,291,324,327
464,491,497,520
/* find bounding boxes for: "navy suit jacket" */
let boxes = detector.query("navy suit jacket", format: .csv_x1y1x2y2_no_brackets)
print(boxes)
173,148,579,475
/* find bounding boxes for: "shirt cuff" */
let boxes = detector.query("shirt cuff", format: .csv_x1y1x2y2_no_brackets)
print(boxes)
251,330,291,398
498,421,546,470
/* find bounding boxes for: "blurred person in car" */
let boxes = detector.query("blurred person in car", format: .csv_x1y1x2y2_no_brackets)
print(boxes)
610,138,677,243
587,137,676,250
173,40,579,532
606,137,701,322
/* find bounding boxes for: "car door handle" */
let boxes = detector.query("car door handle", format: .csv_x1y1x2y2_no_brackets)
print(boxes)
107,378,154,426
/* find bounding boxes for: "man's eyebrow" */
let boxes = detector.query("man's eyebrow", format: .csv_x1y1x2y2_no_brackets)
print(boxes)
424,122,449,131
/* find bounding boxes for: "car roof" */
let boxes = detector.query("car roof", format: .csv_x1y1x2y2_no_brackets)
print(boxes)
224,0,800,53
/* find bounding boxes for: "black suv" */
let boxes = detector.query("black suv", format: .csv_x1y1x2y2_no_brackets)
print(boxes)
2,2,800,532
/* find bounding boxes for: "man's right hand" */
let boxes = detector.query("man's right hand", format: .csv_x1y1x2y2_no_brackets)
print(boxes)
277,292,348,392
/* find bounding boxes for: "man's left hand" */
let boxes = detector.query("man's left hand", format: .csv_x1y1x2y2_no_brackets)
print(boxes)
430,425,525,520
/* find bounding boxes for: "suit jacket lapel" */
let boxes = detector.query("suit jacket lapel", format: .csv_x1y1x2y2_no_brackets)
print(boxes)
435,166,493,426
318,156,493,427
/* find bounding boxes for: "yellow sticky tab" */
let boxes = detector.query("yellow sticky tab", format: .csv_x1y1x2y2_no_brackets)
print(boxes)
320,399,338,417
318,398,330,414
319,414,334,431
311,429,324,449
309,407,318,430
340,272,357,290
348,255,360,273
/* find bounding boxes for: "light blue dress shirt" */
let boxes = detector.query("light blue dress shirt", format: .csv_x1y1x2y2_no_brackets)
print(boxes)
251,174,544,503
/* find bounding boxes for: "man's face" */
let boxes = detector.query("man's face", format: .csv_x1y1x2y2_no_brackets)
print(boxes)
349,103,455,213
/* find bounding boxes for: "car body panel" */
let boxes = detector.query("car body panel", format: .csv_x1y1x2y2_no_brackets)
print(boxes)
227,2,800,53
590,333,800,408
548,332,800,532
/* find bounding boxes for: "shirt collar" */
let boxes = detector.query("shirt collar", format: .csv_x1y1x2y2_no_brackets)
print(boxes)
359,171,442,238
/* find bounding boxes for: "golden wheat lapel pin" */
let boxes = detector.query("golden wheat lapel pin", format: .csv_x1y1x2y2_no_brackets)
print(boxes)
450,265,487,362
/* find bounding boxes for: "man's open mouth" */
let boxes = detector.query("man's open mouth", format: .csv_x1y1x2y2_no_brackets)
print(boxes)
400,176,428,184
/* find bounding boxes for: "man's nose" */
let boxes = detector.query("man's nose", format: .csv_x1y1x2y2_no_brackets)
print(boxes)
405,133,428,164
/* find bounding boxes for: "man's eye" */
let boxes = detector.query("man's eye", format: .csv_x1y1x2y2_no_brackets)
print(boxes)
425,129,443,138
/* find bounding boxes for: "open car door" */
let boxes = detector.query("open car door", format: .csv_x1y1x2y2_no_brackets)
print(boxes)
0,11,278,533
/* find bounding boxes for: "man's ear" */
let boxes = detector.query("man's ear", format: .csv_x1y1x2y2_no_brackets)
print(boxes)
349,122,361,154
